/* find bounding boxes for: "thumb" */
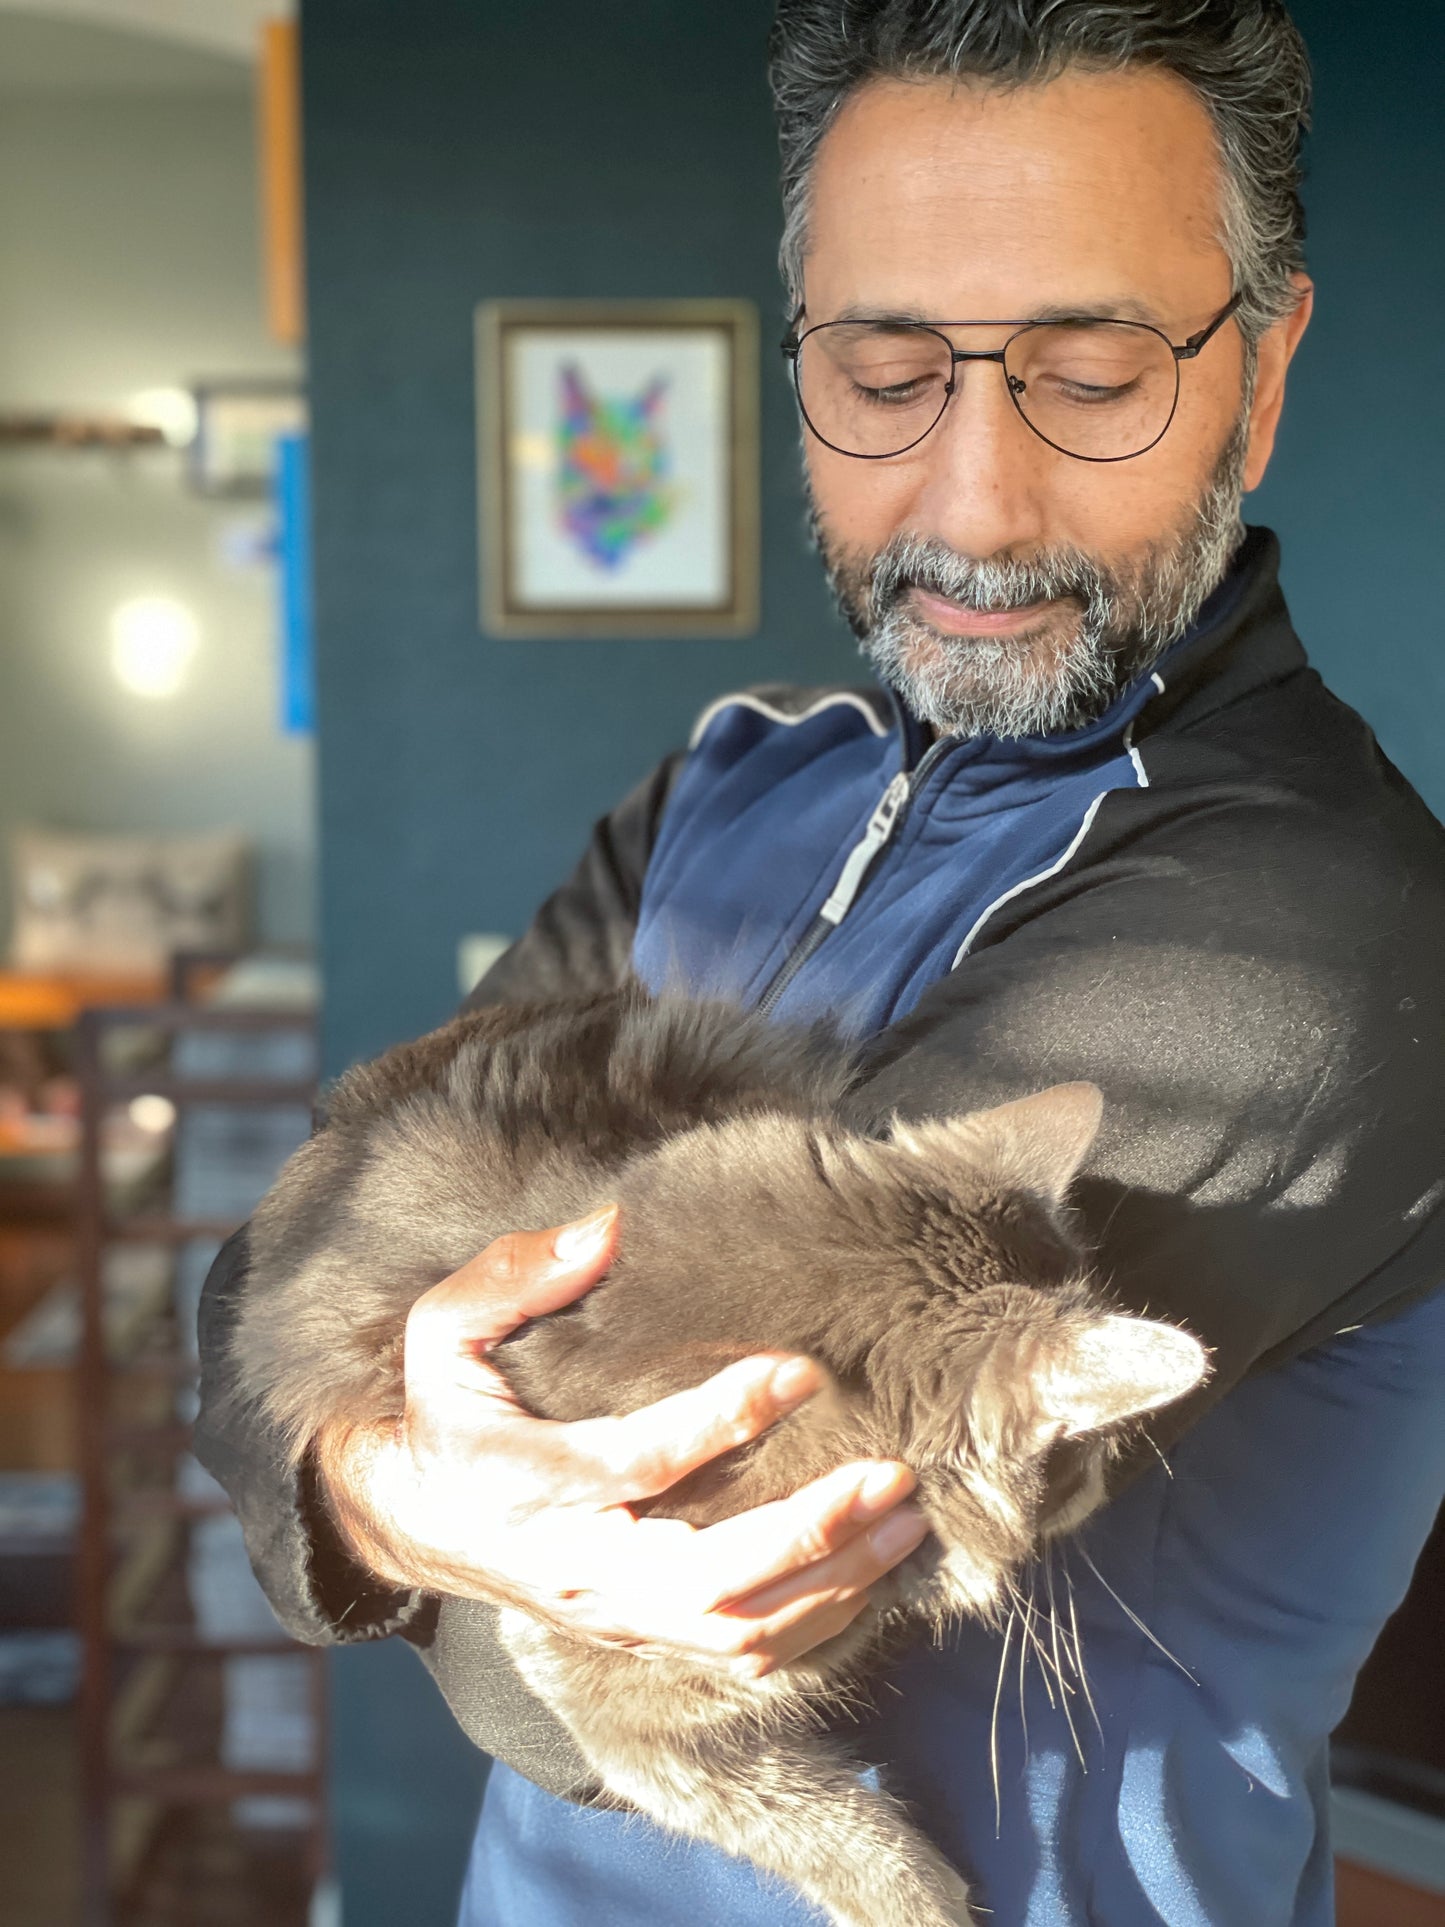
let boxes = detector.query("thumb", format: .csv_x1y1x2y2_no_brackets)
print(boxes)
404,1206,620,1392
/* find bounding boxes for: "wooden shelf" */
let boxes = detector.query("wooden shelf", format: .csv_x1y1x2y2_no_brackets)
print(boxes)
0,970,166,1032
66,975,330,1923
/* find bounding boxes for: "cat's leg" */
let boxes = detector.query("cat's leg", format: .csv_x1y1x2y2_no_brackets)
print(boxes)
501,1612,976,1927
598,1726,976,1927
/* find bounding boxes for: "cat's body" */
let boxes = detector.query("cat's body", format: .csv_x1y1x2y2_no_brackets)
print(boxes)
229,986,1207,1927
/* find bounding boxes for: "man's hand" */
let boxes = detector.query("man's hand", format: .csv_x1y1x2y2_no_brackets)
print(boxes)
315,1206,928,1678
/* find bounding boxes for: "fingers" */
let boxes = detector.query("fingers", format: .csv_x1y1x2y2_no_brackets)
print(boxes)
560,1476,930,1676
564,1352,824,1501
687,1487,930,1676
694,1460,923,1609
725,1589,873,1674
406,1207,620,1377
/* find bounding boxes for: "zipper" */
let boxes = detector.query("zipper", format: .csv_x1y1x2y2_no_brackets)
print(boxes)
754,769,913,1017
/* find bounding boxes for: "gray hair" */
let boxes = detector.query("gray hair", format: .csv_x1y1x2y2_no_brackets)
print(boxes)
769,0,1311,346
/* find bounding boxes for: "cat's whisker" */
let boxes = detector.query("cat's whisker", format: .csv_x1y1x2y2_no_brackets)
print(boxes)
1016,1587,1030,1765
1011,1572,1071,1712
1062,1550,1105,1748
990,1609,1016,1840
1021,1580,1057,1711
1024,1564,1071,1703
1094,1183,1137,1247
1043,1550,1066,1703
1042,1550,1088,1771
1140,1428,1174,1479
1076,1545,1199,1685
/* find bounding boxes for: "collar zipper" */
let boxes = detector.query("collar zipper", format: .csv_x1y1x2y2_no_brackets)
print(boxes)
754,768,913,1017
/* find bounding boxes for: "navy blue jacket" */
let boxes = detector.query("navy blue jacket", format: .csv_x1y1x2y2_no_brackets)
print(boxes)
197,527,1445,1924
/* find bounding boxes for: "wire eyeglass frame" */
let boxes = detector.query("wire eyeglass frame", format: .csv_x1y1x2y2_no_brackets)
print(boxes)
780,291,1244,464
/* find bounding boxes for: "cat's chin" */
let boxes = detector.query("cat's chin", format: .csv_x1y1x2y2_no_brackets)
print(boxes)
877,1536,1006,1623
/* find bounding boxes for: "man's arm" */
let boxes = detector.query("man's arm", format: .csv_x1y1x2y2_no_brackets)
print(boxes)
840,818,1445,1468
194,1225,436,1644
461,751,684,1011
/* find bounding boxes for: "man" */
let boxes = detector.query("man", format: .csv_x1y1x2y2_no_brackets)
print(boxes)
197,3,1445,1922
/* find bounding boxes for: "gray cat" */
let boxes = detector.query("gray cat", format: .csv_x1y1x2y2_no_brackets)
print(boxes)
225,985,1208,1927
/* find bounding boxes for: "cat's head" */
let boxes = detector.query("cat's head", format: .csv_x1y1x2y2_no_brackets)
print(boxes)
614,1081,1209,1622
824,1085,1209,1619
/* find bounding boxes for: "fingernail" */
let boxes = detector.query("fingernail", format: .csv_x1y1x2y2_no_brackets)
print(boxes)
868,1504,929,1564
769,1357,819,1407
852,1463,911,1518
553,1206,616,1263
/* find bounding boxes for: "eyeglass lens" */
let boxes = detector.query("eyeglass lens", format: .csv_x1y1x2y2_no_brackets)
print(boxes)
795,320,1181,461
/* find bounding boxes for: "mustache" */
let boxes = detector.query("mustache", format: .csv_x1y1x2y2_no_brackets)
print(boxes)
868,538,1111,625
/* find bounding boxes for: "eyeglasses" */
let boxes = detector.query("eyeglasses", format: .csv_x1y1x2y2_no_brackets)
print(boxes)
781,293,1242,464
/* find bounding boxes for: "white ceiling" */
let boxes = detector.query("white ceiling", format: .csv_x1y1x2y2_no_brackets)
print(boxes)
0,0,299,93
0,15,240,91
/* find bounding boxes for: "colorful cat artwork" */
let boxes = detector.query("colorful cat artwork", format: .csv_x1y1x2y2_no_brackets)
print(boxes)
555,364,673,570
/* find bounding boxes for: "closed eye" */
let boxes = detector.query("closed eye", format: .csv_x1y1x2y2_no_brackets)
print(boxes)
850,378,936,406
1048,377,1142,406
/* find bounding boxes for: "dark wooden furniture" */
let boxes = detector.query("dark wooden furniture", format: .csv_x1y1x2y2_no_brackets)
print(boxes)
71,991,328,1925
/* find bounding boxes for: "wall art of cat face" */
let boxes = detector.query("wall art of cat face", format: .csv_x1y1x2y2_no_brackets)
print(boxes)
555,364,672,570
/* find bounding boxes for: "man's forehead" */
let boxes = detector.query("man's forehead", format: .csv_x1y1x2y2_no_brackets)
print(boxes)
805,68,1228,318
825,295,1171,327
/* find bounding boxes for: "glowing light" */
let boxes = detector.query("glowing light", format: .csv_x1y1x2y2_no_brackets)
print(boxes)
127,387,198,447
110,597,200,699
128,1095,177,1134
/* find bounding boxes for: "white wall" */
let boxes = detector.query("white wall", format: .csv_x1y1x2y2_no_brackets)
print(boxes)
0,53,314,948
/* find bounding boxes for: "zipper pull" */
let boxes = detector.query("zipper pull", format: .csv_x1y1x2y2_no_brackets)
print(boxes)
819,771,910,926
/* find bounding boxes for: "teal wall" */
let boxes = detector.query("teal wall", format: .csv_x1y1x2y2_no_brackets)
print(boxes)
1250,0,1445,796
301,2,1444,1921
304,0,838,1083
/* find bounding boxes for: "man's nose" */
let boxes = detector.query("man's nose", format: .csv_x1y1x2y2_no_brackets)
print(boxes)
903,357,1050,557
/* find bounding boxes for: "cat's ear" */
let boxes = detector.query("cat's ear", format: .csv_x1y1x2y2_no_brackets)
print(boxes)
1036,1315,1209,1437
891,1082,1103,1205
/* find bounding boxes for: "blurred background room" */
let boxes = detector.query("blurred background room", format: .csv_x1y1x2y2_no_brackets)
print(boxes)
0,1,1439,1924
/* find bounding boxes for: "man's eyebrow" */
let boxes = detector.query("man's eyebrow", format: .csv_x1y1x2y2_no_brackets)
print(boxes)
825,297,1169,327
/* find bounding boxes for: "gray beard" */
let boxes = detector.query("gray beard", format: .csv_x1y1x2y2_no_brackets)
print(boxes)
813,410,1251,741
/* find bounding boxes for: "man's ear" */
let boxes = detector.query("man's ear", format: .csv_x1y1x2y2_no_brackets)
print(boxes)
889,1082,1103,1205
1243,272,1314,492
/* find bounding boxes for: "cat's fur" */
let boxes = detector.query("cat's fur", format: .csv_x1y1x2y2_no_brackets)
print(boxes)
226,986,1208,1927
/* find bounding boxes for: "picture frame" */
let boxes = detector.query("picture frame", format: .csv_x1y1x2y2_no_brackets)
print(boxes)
477,299,760,638
189,380,307,499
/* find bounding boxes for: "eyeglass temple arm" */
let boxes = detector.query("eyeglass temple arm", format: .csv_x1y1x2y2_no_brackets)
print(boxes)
1174,290,1244,361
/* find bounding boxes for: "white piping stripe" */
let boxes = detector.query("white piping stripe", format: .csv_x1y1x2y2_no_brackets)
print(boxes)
952,792,1109,966
1124,721,1149,789
688,689,889,750
951,668,1165,966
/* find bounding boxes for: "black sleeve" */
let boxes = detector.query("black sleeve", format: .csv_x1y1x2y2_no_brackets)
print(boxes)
193,1227,436,1645
192,753,684,1645
839,791,1445,1467
462,752,684,1010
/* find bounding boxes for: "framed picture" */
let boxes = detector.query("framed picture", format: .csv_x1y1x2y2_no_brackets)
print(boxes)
190,380,307,498
477,300,759,638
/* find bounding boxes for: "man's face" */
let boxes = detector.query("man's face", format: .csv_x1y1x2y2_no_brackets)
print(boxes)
800,69,1309,736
